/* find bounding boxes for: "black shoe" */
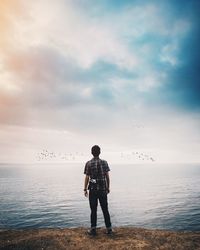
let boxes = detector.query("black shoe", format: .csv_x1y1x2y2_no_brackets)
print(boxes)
87,229,97,236
106,228,113,235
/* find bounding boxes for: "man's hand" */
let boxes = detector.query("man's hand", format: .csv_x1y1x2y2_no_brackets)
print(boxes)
84,175,89,198
84,190,88,197
105,172,110,194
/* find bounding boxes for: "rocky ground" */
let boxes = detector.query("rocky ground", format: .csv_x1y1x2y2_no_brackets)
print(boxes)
0,227,200,250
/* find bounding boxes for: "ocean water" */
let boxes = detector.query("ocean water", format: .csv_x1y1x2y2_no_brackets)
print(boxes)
0,163,200,231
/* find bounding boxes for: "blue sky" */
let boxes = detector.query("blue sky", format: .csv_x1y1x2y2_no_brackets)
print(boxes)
0,0,199,163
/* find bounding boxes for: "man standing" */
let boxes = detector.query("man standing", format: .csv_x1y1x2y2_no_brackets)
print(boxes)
84,145,112,236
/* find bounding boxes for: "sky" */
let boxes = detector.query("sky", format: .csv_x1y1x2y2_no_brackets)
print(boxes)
0,0,200,164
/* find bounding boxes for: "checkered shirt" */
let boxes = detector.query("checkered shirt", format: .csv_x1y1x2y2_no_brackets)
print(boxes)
84,157,110,191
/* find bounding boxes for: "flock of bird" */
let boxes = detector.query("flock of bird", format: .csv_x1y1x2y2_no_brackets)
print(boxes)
36,149,155,162
121,151,155,162
36,149,85,161
35,120,155,162
131,123,145,129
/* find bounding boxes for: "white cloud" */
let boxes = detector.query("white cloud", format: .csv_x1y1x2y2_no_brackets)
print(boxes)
12,0,139,70
160,42,179,66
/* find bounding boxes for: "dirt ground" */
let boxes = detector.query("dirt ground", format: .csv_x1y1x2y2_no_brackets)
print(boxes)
0,227,200,250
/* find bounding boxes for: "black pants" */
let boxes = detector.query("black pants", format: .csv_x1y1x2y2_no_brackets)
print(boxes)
89,190,112,229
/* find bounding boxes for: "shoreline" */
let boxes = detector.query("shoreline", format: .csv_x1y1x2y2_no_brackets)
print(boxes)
1,227,200,250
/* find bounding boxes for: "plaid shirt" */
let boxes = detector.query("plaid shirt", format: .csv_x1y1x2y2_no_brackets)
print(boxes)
84,157,110,191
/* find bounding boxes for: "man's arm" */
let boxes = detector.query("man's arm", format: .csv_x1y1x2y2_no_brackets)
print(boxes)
84,175,89,197
105,172,110,193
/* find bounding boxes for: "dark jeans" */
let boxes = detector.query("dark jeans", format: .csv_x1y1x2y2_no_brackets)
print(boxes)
89,190,112,229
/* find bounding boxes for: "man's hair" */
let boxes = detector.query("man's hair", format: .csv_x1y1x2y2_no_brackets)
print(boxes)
91,145,101,157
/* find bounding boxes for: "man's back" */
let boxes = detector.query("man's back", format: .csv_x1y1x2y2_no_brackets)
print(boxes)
84,157,110,191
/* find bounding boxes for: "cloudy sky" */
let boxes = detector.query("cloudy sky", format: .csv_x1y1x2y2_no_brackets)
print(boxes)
0,0,200,163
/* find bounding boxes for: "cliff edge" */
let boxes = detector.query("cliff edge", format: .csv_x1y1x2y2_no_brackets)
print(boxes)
0,227,200,250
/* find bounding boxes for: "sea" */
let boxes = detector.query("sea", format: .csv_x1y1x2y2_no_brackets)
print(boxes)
0,163,200,231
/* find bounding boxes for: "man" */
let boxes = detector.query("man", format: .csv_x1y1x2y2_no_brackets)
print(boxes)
84,145,112,236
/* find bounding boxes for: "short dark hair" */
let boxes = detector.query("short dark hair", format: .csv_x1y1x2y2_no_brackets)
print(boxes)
91,145,101,157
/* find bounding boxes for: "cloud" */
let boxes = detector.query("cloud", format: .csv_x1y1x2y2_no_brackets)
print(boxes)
156,1,200,110
10,0,139,70
1,0,194,103
0,0,200,163
0,0,22,50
